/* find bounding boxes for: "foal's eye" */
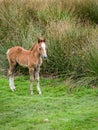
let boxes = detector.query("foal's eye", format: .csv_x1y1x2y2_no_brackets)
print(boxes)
39,47,42,50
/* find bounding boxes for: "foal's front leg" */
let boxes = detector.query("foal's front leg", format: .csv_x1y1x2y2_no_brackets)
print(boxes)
35,66,42,95
29,67,34,95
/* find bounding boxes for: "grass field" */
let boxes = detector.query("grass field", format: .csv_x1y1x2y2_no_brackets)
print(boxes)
0,75,98,130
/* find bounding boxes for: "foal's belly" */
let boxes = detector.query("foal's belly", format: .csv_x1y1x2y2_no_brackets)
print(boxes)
19,62,28,67
16,55,29,67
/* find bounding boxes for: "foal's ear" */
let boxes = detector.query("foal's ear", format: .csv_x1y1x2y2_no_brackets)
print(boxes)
38,37,46,43
38,38,41,43
43,38,46,43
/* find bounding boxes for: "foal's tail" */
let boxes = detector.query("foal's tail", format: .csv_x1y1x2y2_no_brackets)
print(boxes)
6,49,9,55
6,49,10,63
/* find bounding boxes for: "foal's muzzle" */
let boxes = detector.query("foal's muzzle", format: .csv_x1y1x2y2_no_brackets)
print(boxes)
42,54,47,59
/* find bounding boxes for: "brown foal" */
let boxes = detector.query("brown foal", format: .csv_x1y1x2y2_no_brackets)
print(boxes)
7,38,47,95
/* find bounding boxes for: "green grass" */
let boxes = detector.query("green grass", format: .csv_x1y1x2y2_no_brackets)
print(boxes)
0,76,98,130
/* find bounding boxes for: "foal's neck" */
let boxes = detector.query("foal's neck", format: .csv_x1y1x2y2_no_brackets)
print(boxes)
30,43,40,58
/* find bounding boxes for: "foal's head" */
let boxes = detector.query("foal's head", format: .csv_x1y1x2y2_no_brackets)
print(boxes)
37,37,47,59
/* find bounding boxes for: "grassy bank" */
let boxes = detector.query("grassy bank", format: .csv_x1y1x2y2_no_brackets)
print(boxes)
0,75,98,130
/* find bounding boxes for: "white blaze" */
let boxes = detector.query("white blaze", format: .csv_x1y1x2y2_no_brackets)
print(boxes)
41,42,47,57
41,42,46,49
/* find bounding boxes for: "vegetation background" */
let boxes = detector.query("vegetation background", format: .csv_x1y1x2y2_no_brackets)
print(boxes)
0,0,98,86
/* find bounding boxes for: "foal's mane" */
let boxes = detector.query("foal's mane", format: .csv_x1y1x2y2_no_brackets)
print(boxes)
30,42,38,51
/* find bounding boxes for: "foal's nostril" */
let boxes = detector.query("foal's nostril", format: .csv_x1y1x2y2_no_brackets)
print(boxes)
44,56,47,59
43,55,47,59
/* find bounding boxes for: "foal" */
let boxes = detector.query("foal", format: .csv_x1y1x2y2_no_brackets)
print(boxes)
7,38,47,95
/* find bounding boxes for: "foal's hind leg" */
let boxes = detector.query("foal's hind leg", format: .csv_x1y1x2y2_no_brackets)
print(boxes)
35,66,42,95
8,64,16,91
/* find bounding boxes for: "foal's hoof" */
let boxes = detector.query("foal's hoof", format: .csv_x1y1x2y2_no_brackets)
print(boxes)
11,86,16,92
39,92,42,95
30,91,33,96
11,88,15,92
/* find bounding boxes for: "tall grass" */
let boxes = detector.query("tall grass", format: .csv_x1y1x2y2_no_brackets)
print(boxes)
73,0,98,24
0,0,98,87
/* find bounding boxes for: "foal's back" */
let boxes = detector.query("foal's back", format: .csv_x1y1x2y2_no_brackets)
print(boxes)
7,46,30,67
7,46,29,55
